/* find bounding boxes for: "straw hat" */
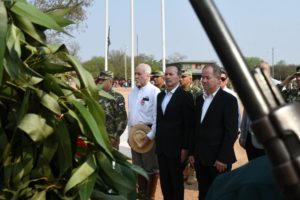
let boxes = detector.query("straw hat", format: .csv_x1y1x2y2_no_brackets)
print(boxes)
128,124,153,153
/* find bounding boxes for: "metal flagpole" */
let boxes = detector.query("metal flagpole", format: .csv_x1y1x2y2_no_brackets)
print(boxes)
104,0,108,71
131,0,135,88
161,0,166,72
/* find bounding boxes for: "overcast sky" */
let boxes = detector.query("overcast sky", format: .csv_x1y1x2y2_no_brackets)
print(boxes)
73,0,300,66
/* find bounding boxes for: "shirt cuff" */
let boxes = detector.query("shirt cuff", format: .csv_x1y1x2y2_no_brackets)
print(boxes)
147,131,155,140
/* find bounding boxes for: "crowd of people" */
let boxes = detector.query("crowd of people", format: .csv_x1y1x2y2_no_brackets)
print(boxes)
94,62,300,200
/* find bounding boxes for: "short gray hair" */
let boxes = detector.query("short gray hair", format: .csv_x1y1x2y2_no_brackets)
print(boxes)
136,63,151,75
203,63,221,77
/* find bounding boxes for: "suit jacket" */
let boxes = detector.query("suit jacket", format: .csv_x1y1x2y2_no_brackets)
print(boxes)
190,89,238,165
156,86,194,158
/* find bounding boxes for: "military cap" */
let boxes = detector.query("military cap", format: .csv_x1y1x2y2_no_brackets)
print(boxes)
98,70,114,80
181,69,192,76
296,66,300,75
151,71,164,77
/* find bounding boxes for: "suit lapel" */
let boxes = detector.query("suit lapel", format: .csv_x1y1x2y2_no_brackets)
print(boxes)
158,91,166,116
201,89,222,124
163,86,181,116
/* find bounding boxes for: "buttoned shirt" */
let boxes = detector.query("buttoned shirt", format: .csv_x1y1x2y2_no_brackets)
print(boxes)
201,88,220,123
128,82,160,139
161,84,179,114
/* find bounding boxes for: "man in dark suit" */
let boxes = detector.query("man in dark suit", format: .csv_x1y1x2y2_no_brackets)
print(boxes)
189,64,239,200
155,65,194,200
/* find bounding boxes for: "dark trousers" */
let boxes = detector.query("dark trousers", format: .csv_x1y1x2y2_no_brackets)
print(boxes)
245,135,265,161
194,160,232,200
157,153,184,200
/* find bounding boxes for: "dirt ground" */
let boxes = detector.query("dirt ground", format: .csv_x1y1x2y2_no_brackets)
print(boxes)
115,87,248,200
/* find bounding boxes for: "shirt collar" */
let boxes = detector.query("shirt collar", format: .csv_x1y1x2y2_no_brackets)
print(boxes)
165,84,179,94
203,87,220,99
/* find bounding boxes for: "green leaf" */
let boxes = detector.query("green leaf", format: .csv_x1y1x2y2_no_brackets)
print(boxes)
79,172,97,200
91,190,127,200
18,113,53,142
10,2,68,34
96,152,135,195
54,120,72,176
31,191,46,200
12,13,45,45
65,54,98,98
0,1,7,83
71,100,112,159
35,89,61,115
47,8,74,27
64,155,96,193
98,89,114,100
15,89,30,131
6,24,24,58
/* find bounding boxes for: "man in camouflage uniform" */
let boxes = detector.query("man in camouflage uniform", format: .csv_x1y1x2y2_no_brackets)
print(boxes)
151,70,166,91
96,70,127,149
180,69,202,102
180,69,202,185
279,66,300,103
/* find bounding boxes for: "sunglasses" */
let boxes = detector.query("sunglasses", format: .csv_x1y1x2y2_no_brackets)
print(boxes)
220,77,227,81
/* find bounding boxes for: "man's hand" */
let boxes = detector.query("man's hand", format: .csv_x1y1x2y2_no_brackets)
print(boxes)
189,155,195,167
214,160,227,172
181,149,188,163
141,136,151,147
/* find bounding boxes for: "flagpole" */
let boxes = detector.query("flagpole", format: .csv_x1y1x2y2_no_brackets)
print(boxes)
131,0,135,88
161,0,166,72
104,0,108,71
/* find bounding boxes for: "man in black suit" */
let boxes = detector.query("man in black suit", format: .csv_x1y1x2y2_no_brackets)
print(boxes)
155,65,194,200
189,64,239,200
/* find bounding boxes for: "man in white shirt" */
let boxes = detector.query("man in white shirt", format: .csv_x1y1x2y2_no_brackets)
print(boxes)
128,63,160,200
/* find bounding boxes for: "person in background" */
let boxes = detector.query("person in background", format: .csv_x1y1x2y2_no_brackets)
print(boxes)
96,70,127,150
127,63,160,200
180,69,202,102
151,70,166,91
180,69,201,185
278,66,300,103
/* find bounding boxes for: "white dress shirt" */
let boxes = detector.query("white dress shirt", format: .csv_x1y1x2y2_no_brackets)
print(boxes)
161,84,179,114
128,82,160,139
201,88,220,123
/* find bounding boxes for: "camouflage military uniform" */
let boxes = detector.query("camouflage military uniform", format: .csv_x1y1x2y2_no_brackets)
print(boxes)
281,88,300,103
99,88,127,149
183,83,202,103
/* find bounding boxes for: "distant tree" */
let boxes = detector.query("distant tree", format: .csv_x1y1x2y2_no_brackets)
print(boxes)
29,0,94,57
135,53,162,74
245,57,265,69
82,56,105,78
82,51,163,80
274,61,297,81
30,0,94,31
167,52,187,63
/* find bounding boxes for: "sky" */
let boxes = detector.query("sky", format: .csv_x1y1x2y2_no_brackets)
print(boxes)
73,0,300,66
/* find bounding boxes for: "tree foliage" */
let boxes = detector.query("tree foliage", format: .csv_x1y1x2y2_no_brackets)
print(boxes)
30,0,94,30
244,56,265,69
0,1,144,199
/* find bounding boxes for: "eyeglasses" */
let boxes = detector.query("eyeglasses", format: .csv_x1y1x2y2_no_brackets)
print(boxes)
220,77,227,81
